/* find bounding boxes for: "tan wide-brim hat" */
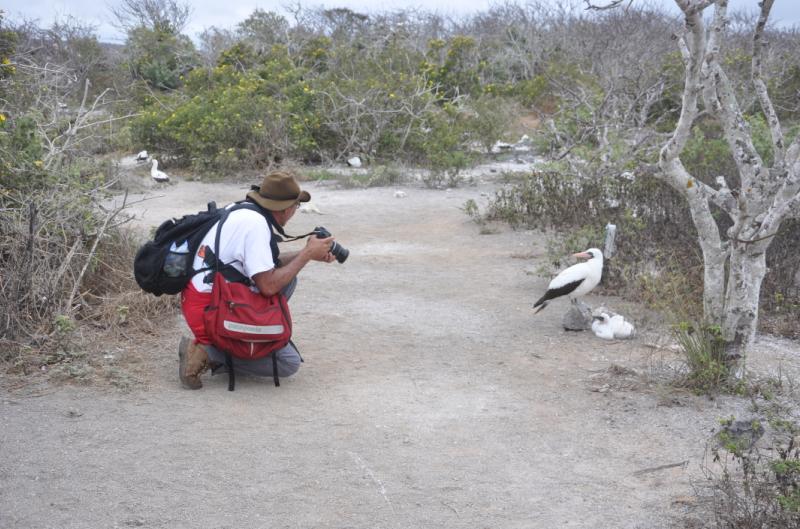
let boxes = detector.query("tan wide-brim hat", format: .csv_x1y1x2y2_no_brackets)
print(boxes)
246,170,311,211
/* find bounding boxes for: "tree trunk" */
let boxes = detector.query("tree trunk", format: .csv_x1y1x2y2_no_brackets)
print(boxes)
684,190,727,324
722,244,768,352
700,245,727,326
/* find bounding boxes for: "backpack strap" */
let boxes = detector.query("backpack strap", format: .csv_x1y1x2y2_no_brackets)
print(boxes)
272,353,279,387
223,343,282,391
225,352,235,392
200,202,270,286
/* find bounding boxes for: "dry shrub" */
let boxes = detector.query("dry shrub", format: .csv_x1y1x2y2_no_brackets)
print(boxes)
85,290,177,332
705,415,800,528
0,187,177,376
80,225,162,319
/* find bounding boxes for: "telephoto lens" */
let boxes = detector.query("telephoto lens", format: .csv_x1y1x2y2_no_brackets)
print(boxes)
314,226,349,264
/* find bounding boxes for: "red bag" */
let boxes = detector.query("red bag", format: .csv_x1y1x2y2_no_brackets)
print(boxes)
203,272,292,360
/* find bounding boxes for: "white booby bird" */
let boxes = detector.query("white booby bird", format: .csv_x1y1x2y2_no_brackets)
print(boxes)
609,314,634,339
150,158,170,182
591,312,635,340
136,150,149,162
591,313,616,340
533,248,604,314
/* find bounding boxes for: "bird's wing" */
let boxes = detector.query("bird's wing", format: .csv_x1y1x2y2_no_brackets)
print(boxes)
533,261,589,309
548,261,589,290
533,277,585,310
541,278,584,302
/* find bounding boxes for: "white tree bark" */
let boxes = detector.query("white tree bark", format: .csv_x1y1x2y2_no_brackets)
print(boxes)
657,0,800,353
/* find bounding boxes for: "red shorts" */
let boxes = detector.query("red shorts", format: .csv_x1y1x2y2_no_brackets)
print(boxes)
181,282,213,344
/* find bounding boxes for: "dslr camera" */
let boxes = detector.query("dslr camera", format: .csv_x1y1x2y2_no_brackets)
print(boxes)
313,226,349,263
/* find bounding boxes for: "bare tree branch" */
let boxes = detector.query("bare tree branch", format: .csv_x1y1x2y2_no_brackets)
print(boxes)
583,0,633,11
751,0,785,170
111,0,191,34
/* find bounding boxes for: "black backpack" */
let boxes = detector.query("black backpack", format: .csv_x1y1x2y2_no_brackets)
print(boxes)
134,202,261,296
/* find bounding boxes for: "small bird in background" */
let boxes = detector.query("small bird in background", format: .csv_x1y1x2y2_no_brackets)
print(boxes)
533,248,604,314
299,201,323,214
136,150,149,162
150,158,170,182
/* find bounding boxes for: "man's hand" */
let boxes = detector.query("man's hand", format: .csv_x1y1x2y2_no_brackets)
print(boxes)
254,235,334,296
305,235,335,262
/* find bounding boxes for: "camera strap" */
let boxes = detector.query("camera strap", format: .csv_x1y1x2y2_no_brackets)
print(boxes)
241,198,316,243
277,230,317,243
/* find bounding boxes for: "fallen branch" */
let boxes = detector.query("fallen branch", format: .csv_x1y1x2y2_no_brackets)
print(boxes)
633,460,689,476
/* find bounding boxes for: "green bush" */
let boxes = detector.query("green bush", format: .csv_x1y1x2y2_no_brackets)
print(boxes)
423,35,483,101
126,27,198,90
131,51,318,171
0,12,16,81
0,115,47,189
709,415,800,527
416,103,476,188
468,95,520,153
673,322,735,394
305,37,437,163
511,75,549,109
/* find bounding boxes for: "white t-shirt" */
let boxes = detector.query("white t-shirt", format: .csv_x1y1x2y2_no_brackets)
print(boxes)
190,207,275,293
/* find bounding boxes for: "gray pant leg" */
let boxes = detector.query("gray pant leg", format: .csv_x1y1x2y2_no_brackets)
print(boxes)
207,342,301,378
207,276,301,379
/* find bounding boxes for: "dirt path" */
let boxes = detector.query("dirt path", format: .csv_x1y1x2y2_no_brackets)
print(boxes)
2,177,792,528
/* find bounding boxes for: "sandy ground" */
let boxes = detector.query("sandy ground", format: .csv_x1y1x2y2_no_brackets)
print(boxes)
1,169,798,529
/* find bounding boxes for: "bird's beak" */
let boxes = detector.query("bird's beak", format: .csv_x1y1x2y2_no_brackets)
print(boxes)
572,251,591,259
592,315,605,321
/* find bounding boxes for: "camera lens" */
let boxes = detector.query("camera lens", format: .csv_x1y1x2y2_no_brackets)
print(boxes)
330,241,349,263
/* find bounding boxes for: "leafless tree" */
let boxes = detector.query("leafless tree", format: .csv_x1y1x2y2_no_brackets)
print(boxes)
236,9,289,53
489,2,676,158
110,0,191,34
197,26,237,69
4,19,136,170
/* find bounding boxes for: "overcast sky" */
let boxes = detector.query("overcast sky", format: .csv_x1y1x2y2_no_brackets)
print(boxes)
5,0,800,43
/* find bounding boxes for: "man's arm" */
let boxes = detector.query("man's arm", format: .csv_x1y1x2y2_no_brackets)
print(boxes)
252,236,334,296
277,250,302,266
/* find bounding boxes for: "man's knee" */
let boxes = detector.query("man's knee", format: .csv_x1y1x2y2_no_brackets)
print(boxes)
275,343,301,377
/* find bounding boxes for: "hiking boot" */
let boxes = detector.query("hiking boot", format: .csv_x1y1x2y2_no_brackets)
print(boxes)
178,337,210,390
